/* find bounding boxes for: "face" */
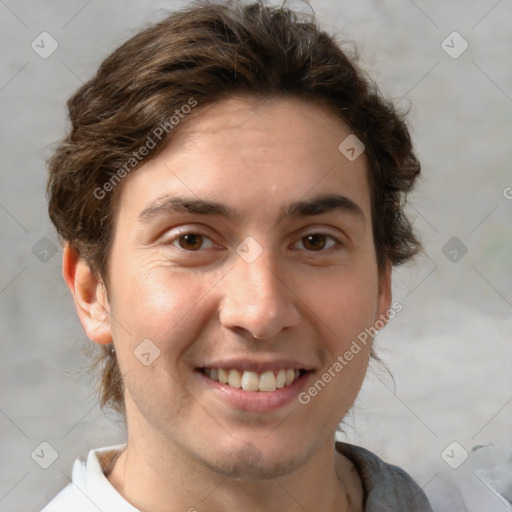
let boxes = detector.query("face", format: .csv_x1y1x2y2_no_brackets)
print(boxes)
90,95,390,479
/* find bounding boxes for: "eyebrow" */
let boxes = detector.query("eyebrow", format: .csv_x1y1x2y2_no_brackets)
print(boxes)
137,193,366,225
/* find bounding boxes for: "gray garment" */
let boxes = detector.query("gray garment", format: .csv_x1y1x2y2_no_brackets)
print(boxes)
336,441,434,511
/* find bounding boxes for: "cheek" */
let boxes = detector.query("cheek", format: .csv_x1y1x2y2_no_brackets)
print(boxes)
107,253,227,358
307,266,380,351
108,257,183,344
317,265,381,413
107,259,219,427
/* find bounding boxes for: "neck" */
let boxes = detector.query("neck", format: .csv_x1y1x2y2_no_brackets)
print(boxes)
106,432,362,512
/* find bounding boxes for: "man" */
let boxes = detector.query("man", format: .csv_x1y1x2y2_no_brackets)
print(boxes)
42,1,432,510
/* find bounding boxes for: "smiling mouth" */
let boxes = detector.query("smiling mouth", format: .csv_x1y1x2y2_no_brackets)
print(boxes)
199,368,310,392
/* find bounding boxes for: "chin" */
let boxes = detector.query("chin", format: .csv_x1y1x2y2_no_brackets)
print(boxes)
199,443,312,481
211,457,303,481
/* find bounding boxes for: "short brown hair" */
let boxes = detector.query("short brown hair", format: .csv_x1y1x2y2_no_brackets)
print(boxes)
47,0,421,416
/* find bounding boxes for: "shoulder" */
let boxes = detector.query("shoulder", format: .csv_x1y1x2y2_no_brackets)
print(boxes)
335,441,434,512
39,444,138,512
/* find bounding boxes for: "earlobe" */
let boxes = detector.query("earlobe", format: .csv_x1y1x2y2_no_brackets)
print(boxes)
62,243,113,345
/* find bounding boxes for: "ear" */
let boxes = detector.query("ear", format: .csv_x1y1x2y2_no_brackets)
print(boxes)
62,242,112,345
375,259,393,329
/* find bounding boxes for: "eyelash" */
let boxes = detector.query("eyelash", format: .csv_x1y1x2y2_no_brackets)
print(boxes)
167,231,344,255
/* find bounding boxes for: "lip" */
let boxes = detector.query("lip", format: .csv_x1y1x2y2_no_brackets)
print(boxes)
195,368,313,412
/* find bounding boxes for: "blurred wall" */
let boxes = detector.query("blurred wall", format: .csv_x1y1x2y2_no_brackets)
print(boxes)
0,1,511,510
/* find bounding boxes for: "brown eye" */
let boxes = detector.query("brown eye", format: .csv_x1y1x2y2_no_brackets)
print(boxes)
302,234,328,251
177,233,204,250
295,233,341,254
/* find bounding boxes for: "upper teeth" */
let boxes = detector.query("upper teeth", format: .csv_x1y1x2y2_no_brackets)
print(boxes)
204,368,301,392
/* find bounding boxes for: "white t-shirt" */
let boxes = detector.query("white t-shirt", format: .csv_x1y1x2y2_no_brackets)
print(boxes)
40,443,138,512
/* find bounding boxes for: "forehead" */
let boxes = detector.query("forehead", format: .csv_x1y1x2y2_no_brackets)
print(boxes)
115,94,371,224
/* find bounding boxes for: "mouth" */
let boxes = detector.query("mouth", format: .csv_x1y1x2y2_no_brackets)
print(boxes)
199,367,310,392
195,359,315,412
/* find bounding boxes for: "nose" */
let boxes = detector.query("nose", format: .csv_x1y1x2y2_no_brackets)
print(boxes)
218,246,301,341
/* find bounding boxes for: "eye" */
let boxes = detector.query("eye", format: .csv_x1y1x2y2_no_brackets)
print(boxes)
171,232,217,251
294,233,341,253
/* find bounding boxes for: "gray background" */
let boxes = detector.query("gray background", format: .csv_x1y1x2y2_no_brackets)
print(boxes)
1,0,511,511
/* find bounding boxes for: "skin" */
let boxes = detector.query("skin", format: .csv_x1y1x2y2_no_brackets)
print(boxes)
64,94,392,512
